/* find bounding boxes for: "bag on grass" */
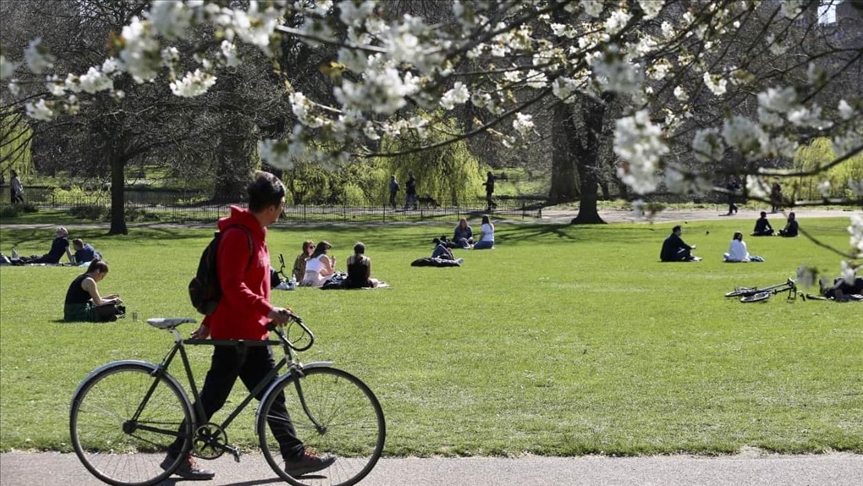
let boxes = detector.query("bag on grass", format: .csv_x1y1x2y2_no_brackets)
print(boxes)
188,226,253,315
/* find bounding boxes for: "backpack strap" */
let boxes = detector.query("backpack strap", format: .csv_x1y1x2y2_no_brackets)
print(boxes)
225,225,254,271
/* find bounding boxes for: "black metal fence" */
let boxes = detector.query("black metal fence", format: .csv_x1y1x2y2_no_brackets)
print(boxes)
0,186,544,223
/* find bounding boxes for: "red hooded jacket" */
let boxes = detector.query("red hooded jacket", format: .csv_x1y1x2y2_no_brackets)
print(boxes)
205,206,273,340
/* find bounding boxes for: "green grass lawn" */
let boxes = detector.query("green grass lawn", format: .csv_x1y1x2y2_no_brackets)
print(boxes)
1,218,861,456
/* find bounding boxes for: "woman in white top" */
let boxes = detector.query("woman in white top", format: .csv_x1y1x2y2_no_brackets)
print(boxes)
473,215,495,250
723,232,763,262
302,240,336,287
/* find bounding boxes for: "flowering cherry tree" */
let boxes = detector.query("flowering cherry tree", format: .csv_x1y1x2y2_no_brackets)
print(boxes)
1,0,861,278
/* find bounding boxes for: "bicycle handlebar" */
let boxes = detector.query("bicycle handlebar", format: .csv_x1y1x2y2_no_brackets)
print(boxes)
266,314,315,352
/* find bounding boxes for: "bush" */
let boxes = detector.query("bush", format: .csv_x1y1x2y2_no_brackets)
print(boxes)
68,205,108,220
0,204,38,218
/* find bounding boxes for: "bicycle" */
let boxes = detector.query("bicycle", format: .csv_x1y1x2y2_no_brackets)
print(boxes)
70,314,385,486
724,278,801,303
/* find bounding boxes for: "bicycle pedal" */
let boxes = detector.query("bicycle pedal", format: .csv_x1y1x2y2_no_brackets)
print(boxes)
228,446,241,463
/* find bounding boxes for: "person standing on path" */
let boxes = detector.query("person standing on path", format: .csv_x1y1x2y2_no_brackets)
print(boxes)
725,178,739,216
162,171,335,480
483,171,497,211
389,175,400,209
10,170,24,204
404,172,418,210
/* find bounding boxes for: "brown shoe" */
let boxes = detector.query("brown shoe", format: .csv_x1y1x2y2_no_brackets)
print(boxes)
284,450,336,477
160,453,216,480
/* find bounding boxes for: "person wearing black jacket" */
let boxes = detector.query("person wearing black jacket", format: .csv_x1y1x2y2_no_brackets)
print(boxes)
751,211,774,236
660,225,701,262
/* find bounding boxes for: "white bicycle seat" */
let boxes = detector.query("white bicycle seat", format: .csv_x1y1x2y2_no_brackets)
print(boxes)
146,317,197,329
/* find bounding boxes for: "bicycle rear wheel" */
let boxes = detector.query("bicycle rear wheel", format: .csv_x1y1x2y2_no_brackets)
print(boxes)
725,287,757,297
258,367,386,486
70,363,193,486
741,291,771,303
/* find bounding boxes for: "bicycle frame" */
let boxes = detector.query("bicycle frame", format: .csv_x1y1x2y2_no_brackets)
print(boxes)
132,320,330,459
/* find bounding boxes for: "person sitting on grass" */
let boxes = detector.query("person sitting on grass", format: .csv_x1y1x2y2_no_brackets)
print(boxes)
345,242,383,289
723,232,764,262
473,215,495,250
292,239,314,282
302,240,335,287
751,211,775,236
72,238,102,264
778,212,799,237
63,259,124,322
453,218,474,248
432,237,463,264
660,225,701,262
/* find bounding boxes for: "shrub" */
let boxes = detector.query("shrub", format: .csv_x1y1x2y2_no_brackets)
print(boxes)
68,205,108,220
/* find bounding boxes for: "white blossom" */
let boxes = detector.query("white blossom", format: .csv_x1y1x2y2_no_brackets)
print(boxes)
660,21,675,40
838,100,855,121
605,10,632,36
169,69,217,97
120,17,161,82
746,175,770,199
552,77,578,102
673,86,688,101
363,122,380,141
780,0,804,19
593,57,643,95
8,80,20,96
757,87,797,113
787,104,831,129
101,58,120,74
848,214,863,258
513,113,534,137
839,260,858,283
614,110,668,194
525,70,547,89
25,99,54,121
692,128,724,162
0,55,18,80
722,116,768,159
339,0,375,27
471,91,491,108
703,72,727,96
504,70,521,84
832,131,863,158
582,0,604,18
440,82,469,110
817,180,831,198
78,66,114,93
148,1,194,40
638,0,664,20
24,38,55,75
221,41,241,67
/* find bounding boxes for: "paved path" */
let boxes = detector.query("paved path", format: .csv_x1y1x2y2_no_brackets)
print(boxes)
2,451,862,485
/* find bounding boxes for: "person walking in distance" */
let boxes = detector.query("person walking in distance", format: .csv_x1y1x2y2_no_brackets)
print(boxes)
404,172,418,210
10,169,24,204
162,172,335,480
483,171,497,211
388,175,400,209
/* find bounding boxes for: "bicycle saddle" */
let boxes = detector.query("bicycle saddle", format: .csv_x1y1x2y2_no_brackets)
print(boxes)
147,317,197,329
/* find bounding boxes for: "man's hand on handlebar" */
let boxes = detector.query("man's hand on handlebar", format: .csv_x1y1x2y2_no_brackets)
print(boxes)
268,307,295,326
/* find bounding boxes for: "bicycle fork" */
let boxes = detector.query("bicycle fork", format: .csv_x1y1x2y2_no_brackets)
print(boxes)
290,366,328,435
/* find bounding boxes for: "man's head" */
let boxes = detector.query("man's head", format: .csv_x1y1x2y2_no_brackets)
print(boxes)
672,225,682,235
760,211,767,218
72,238,84,250
248,171,286,225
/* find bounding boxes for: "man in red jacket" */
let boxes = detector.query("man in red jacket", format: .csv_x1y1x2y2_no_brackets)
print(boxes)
164,171,335,480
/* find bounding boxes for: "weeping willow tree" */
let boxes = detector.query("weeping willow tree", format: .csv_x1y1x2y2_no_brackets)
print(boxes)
374,116,484,206
0,110,35,181
791,138,863,201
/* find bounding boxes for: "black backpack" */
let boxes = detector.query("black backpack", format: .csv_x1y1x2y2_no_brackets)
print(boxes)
188,226,253,315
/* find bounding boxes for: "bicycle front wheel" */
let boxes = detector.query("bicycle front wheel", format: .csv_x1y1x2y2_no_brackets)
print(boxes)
70,362,193,486
259,367,386,486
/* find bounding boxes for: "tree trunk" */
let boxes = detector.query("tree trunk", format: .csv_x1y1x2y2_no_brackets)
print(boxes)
548,103,578,203
571,93,612,225
109,155,128,235
213,117,258,202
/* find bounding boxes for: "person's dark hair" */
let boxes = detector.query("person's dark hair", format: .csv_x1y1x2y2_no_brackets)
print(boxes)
672,225,682,233
481,215,490,225
311,240,332,259
354,242,366,255
760,211,767,218
87,259,108,274
733,231,743,241
788,212,796,220
432,237,441,245
72,238,84,250
247,171,286,212
11,169,18,177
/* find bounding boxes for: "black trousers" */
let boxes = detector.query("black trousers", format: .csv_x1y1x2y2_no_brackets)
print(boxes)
169,345,304,459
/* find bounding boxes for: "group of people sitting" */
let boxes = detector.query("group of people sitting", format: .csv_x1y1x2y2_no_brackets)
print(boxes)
449,216,495,250
2,227,102,266
291,240,383,289
661,212,803,263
